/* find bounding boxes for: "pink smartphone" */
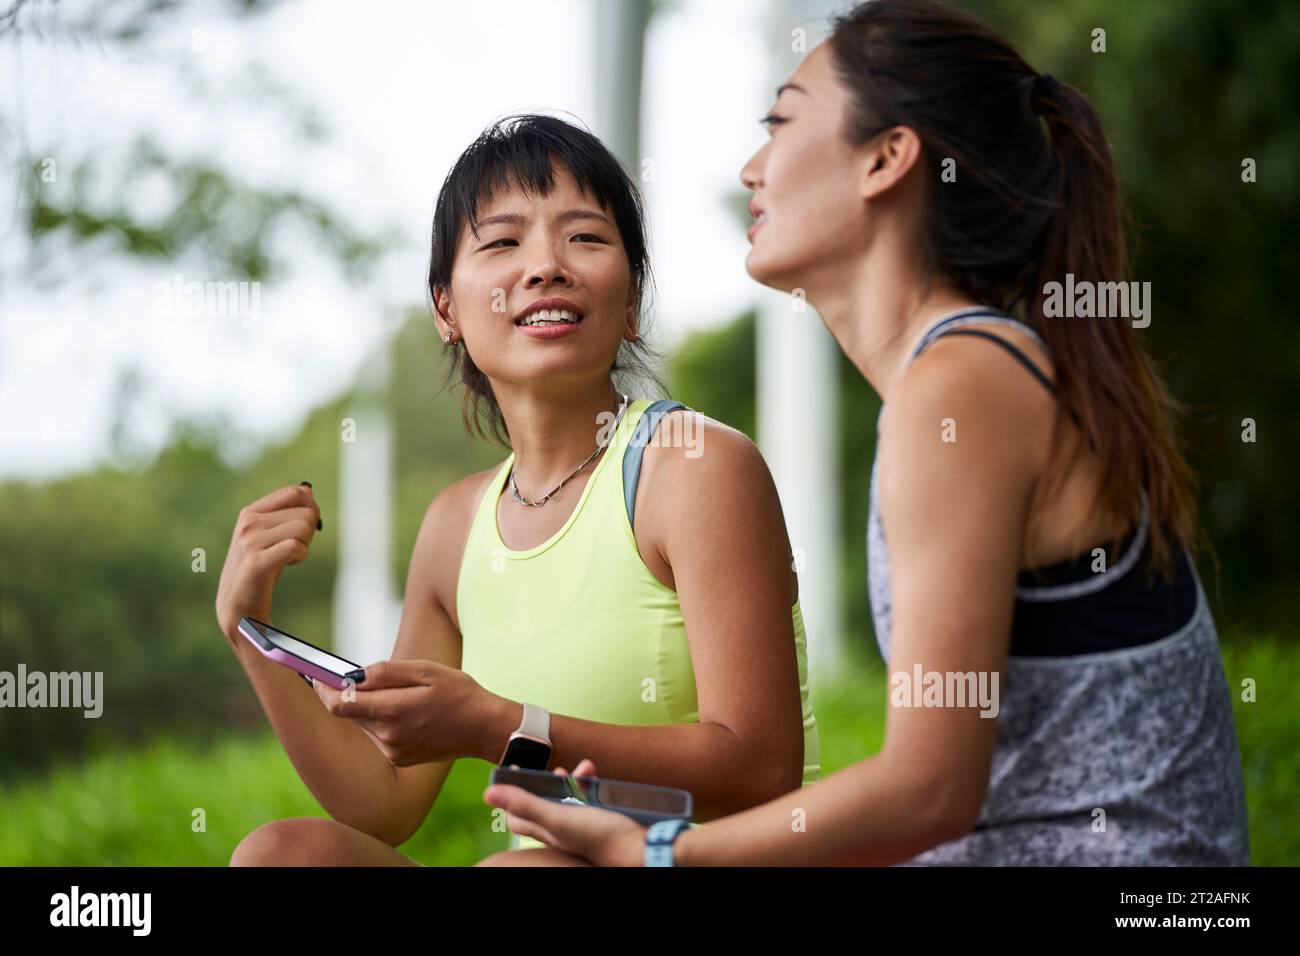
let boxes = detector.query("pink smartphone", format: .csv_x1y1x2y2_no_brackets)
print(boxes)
237,616,365,690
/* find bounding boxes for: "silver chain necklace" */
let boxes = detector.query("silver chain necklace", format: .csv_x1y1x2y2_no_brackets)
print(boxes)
508,392,629,507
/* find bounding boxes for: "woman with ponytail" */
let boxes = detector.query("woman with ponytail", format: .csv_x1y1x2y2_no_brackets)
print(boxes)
484,0,1249,866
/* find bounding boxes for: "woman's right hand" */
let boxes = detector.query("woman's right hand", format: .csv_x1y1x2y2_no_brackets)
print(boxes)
215,482,322,648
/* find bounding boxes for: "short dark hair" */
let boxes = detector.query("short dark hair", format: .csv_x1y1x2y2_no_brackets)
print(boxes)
426,113,664,445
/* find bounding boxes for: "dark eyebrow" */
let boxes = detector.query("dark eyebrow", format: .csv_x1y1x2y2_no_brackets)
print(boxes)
557,209,611,227
475,209,611,230
775,82,808,97
475,212,528,229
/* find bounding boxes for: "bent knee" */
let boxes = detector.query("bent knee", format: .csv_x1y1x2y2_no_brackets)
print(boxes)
230,817,351,867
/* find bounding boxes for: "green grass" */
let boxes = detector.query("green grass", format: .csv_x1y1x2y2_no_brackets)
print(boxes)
0,641,1293,866
1221,638,1298,864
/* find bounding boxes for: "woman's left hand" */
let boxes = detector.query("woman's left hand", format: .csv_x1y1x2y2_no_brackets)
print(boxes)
314,659,500,766
483,759,649,867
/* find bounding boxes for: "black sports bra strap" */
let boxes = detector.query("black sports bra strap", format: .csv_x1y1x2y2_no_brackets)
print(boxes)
934,328,1059,396
930,327,1088,434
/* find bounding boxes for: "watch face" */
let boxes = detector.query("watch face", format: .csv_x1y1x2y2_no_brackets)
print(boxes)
500,736,551,771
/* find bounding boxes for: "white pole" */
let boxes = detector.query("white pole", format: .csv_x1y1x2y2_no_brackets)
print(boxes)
593,0,651,168
332,333,402,666
756,0,843,680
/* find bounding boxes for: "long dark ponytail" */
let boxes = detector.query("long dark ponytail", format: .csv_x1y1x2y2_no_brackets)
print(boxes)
829,0,1199,578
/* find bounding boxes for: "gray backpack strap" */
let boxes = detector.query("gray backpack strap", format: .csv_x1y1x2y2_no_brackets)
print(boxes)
623,399,689,528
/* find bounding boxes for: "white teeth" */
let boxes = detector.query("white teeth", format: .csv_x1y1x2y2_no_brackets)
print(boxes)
755,213,766,223
519,309,580,326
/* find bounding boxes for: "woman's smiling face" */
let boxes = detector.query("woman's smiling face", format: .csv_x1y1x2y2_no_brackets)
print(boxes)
435,162,639,389
739,41,878,294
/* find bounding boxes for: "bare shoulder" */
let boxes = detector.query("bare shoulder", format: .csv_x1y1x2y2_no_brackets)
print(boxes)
931,321,1056,384
901,320,1053,399
638,409,773,494
635,408,790,560
879,329,1050,515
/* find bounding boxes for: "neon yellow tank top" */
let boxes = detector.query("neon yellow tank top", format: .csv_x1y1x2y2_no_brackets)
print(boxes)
457,398,820,847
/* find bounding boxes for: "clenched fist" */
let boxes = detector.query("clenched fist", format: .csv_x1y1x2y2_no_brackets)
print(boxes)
215,482,322,649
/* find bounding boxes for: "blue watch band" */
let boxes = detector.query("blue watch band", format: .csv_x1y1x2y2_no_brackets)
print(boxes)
644,818,692,867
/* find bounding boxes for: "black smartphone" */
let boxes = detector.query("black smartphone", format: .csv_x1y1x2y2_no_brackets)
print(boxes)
490,766,693,826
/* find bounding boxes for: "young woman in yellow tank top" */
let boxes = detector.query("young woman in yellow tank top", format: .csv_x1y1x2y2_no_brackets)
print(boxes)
219,113,818,866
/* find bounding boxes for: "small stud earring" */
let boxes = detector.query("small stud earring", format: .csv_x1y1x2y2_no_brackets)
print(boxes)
444,330,454,345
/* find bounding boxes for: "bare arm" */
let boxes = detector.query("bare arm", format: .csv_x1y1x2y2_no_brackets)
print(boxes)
227,635,416,845
218,476,480,847
649,346,1046,864
360,473,482,845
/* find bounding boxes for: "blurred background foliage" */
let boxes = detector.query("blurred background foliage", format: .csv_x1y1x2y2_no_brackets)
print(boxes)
1,0,1295,864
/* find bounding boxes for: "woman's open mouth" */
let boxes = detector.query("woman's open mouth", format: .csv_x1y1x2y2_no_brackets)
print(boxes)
515,308,585,338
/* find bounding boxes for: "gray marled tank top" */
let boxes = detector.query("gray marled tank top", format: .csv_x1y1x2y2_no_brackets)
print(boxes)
867,309,1250,865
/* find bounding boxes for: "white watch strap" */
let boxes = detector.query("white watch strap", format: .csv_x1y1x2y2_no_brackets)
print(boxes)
517,702,550,742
